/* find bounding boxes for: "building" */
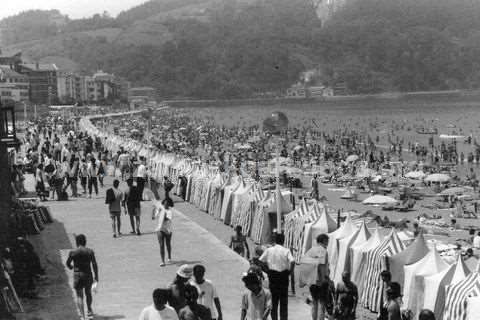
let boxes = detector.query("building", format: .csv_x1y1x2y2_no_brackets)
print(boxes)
0,65,29,103
18,63,58,105
128,87,157,109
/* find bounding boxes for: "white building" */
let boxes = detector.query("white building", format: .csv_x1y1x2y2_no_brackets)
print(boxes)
0,65,29,102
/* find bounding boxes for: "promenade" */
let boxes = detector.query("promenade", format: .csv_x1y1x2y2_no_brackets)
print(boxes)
17,176,310,320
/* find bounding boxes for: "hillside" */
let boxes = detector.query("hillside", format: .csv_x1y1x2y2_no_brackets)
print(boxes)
3,0,480,98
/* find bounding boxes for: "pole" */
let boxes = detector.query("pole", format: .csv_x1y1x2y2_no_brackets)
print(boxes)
276,140,282,233
23,102,27,125
34,104,37,121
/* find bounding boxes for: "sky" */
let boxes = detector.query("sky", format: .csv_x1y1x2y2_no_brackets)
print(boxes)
1,0,148,20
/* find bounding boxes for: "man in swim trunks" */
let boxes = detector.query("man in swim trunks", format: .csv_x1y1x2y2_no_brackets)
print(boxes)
66,234,99,320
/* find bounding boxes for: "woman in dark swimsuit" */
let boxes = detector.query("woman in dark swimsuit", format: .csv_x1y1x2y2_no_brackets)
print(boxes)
229,225,250,259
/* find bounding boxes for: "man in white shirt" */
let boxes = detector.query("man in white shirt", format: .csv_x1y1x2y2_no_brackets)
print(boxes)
139,288,178,320
190,264,223,320
259,233,294,320
473,231,480,249
136,157,147,201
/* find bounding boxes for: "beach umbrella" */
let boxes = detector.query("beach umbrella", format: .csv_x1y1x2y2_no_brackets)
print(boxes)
439,187,466,196
405,171,426,179
294,145,303,151
362,195,398,205
439,134,465,139
234,143,252,150
357,168,377,178
346,154,359,162
425,173,450,183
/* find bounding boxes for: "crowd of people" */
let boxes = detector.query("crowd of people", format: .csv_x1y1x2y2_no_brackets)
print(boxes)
12,109,470,320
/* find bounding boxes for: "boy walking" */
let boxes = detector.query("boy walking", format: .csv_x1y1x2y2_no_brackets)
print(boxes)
241,272,272,320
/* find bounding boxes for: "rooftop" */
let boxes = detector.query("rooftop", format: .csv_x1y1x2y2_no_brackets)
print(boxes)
20,63,58,72
0,65,28,78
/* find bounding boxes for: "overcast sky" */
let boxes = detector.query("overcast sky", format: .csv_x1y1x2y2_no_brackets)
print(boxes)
1,0,148,20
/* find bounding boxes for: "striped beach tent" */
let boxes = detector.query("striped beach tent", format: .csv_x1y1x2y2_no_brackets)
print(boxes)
327,213,358,281
403,245,449,314
307,204,337,253
350,226,384,292
444,264,480,320
389,234,429,287
361,229,406,312
333,220,370,284
424,254,469,320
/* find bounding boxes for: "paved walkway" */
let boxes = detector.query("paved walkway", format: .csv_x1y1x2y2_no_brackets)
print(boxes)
18,176,310,320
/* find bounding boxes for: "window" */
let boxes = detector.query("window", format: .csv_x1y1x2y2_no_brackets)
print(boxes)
20,91,29,96
1,91,12,96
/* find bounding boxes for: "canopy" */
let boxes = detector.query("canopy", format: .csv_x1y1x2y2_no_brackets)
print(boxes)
362,195,398,205
439,134,465,139
425,173,450,183
403,246,450,313
405,171,426,179
439,187,467,196
306,207,337,253
389,234,429,285
334,220,370,284
362,230,406,312
346,154,359,162
327,213,358,281
423,254,469,320
444,266,480,320
350,227,384,287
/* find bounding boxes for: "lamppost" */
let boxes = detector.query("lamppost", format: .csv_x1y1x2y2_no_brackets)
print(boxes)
263,111,289,234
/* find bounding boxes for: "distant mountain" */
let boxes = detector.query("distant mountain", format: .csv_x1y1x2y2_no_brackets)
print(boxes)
0,0,319,99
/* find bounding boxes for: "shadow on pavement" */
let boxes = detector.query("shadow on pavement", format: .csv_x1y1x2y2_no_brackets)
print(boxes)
94,315,126,320
14,218,78,320
169,260,203,266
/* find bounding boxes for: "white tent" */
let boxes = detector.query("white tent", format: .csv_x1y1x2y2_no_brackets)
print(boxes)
306,207,337,253
362,195,398,205
403,246,450,313
327,213,358,281
423,254,469,320
334,220,370,284
350,226,384,291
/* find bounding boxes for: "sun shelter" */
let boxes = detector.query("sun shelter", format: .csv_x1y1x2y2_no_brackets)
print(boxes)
351,226,384,292
362,195,398,205
423,254,470,320
403,245,450,314
307,204,337,252
327,212,358,281
425,173,450,183
389,233,429,286
250,189,292,245
444,264,480,320
334,220,370,284
362,230,406,312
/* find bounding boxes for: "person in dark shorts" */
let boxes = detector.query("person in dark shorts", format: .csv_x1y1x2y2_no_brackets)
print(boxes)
66,234,99,320
229,225,250,259
124,178,142,235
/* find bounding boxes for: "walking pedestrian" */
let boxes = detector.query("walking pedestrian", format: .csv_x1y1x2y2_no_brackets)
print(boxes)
125,178,142,235
229,225,250,259
259,233,294,320
152,199,174,266
304,234,332,320
378,282,402,320
106,179,124,238
79,158,88,195
87,158,99,198
334,271,358,320
139,288,178,320
240,272,272,320
136,157,147,200
190,265,223,320
179,284,212,320
168,265,193,314
66,234,99,320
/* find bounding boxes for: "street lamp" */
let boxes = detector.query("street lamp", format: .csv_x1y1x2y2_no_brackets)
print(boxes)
263,111,289,234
